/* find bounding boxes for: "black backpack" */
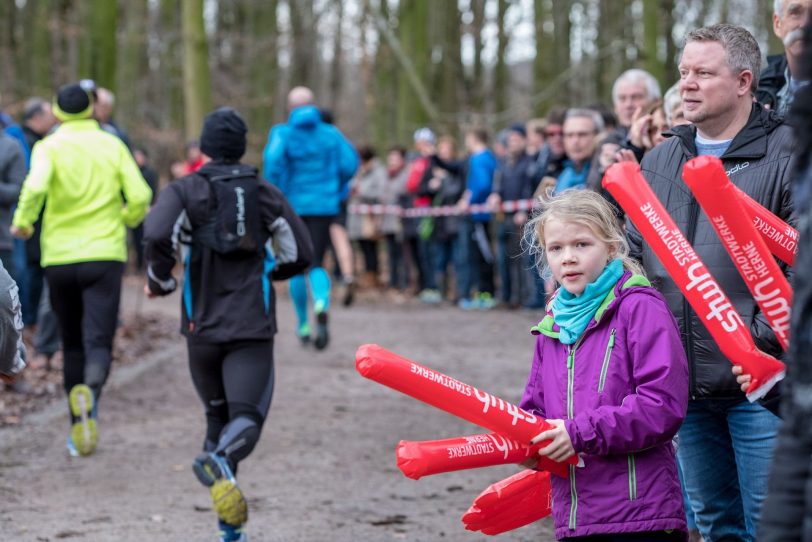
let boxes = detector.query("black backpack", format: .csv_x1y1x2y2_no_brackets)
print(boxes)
192,168,265,257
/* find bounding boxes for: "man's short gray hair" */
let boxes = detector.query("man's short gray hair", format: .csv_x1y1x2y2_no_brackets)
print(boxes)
564,108,605,134
611,69,662,104
774,0,785,15
23,98,48,121
685,24,761,93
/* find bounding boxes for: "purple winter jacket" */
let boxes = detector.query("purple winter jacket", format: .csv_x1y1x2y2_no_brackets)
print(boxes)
520,272,689,540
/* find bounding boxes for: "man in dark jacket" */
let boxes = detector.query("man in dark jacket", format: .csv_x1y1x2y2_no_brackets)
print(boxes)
756,0,809,116
488,123,536,308
144,107,312,542
757,20,812,542
627,24,794,542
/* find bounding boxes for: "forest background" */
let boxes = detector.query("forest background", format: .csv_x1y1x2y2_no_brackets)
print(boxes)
0,0,785,174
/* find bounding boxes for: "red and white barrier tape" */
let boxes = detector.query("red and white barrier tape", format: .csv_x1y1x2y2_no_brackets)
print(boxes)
348,199,539,218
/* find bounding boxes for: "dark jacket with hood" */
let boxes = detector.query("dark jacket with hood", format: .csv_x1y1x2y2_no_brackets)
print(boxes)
417,155,466,240
756,54,789,113
144,161,313,343
627,103,795,399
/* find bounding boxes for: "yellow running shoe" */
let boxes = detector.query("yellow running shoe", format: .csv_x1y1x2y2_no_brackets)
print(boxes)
193,452,248,526
68,384,97,456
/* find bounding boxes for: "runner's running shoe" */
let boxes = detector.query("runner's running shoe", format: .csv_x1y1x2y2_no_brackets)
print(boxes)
313,300,329,350
342,277,356,307
218,519,248,542
193,452,248,527
297,323,312,346
68,384,97,456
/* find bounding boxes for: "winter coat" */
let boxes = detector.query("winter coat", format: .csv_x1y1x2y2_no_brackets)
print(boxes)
417,156,465,241
758,158,812,540
520,271,688,540
493,152,535,203
143,161,313,343
0,132,25,251
0,259,24,377
379,166,408,236
757,54,789,114
347,160,387,241
262,105,359,217
627,103,795,399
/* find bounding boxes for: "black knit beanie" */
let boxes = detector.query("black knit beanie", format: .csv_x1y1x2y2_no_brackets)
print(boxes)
53,83,93,121
199,107,247,161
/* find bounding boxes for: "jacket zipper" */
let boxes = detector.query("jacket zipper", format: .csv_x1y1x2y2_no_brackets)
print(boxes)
685,197,699,399
628,453,637,500
566,337,584,531
597,329,616,393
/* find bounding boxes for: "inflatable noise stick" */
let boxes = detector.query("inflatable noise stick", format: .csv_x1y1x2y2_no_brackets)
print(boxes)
602,162,785,401
684,156,792,351
396,432,540,480
462,469,552,535
355,344,578,478
731,184,798,266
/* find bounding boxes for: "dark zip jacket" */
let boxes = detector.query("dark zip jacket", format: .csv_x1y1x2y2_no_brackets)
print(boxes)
627,103,795,399
756,54,789,113
144,162,313,343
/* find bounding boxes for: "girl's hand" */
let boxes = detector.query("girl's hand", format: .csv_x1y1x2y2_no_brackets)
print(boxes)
531,419,575,463
732,365,750,393
520,456,541,470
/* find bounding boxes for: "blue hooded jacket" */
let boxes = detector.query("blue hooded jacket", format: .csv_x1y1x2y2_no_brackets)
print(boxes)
262,105,359,216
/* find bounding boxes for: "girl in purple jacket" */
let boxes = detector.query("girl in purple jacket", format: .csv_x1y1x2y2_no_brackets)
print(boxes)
520,190,689,541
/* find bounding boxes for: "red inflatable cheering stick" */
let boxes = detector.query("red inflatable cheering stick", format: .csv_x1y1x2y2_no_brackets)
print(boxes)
602,162,785,400
396,433,539,480
732,184,798,266
356,344,577,477
462,469,552,536
684,156,792,351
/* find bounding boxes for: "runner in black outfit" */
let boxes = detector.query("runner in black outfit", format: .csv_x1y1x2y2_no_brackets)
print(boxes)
143,108,312,542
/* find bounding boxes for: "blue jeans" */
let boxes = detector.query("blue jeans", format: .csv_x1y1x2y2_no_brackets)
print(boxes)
456,221,473,299
433,237,461,298
677,398,779,542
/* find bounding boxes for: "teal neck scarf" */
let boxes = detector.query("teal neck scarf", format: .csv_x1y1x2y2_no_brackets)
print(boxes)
552,259,624,345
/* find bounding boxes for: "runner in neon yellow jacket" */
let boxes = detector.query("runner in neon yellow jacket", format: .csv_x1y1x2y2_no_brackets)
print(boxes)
10,83,152,458
12,116,151,266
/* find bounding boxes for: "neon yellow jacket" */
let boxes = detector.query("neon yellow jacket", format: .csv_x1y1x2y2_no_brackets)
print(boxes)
12,120,152,266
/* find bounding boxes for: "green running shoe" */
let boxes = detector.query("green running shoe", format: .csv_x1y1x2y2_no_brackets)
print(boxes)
297,323,312,346
68,384,97,456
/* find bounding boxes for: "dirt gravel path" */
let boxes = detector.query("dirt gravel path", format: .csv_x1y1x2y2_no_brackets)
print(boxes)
0,282,556,542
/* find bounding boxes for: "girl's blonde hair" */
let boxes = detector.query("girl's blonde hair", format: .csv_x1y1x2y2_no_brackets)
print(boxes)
523,189,645,279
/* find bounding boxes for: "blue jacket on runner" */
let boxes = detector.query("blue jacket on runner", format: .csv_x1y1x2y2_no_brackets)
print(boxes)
262,105,358,217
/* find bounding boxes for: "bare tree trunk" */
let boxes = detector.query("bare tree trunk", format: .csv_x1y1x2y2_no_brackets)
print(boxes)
89,0,117,91
662,0,677,85
393,0,433,138
118,1,148,132
596,0,624,103
468,0,486,111
181,0,212,140
247,0,279,138
552,0,572,99
493,0,509,116
371,0,398,147
0,0,19,102
289,0,317,90
642,0,663,88
326,0,344,112
432,0,461,133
